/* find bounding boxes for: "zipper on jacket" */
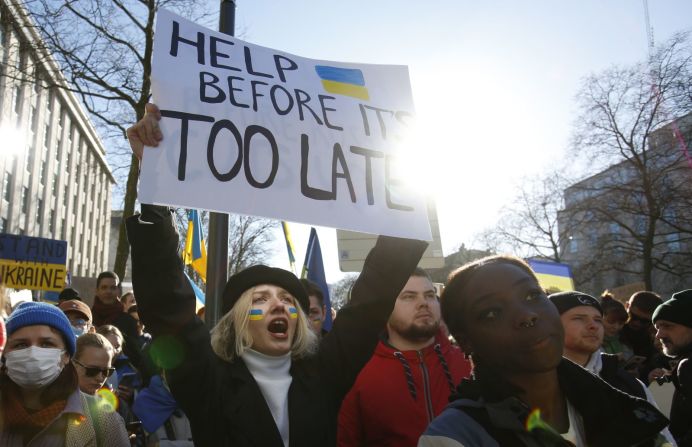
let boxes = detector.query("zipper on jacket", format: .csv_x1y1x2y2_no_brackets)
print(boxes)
418,351,434,422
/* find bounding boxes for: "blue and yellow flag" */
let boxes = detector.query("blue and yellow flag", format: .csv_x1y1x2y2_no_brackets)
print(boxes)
183,210,207,282
315,65,369,101
527,259,574,293
281,221,297,274
302,228,333,331
184,271,205,312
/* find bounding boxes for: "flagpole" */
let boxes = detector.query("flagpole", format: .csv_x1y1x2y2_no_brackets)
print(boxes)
206,0,236,329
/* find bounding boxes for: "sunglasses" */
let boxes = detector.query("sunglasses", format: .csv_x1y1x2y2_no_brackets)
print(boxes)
73,360,116,378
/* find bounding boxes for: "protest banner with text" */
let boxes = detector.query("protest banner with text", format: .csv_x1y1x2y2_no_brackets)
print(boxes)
139,9,431,240
0,234,68,292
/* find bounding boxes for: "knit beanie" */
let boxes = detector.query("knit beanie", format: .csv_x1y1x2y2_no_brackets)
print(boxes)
548,291,603,316
652,289,692,328
222,265,309,315
5,301,77,355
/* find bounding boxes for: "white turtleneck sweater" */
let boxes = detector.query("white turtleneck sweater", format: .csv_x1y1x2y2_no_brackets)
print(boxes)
241,349,293,447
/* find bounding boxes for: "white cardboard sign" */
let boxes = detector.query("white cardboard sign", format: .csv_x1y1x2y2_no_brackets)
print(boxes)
140,9,431,240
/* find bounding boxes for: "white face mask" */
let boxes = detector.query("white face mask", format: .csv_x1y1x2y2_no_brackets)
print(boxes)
4,346,66,389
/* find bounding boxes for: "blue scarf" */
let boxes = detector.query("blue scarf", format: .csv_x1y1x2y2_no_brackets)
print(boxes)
132,375,179,433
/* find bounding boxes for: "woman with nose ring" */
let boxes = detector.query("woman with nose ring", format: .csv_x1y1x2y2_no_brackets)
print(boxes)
419,255,669,447
0,302,129,445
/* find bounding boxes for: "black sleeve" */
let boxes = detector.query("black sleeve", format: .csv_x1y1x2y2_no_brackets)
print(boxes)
126,210,216,418
318,236,428,400
126,210,196,335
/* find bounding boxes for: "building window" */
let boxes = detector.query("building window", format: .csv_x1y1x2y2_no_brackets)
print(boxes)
634,216,647,235
43,122,51,148
0,218,6,233
12,85,22,120
21,186,28,214
666,233,681,252
37,198,43,219
46,90,53,116
39,158,46,186
568,237,578,253
28,104,37,131
25,147,34,171
3,172,12,202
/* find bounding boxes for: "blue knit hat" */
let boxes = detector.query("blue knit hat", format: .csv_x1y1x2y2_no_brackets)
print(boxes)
5,301,76,355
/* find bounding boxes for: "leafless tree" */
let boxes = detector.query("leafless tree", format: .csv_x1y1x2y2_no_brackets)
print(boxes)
330,274,357,311
476,172,573,262
227,215,276,275
563,31,692,293
5,0,214,279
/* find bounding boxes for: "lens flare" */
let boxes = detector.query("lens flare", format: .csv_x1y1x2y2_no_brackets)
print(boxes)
149,335,185,369
96,387,119,412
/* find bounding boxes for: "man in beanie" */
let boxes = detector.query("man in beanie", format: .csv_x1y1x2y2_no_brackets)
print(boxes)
0,301,128,445
548,291,676,445
653,289,692,446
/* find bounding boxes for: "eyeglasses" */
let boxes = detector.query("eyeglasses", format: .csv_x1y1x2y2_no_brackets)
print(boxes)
73,359,115,378
70,318,89,329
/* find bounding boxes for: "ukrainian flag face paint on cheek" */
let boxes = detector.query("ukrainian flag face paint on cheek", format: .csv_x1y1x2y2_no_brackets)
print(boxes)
288,307,298,319
249,309,264,320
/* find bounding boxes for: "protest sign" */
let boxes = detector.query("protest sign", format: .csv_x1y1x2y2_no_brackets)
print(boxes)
139,9,431,240
0,234,68,292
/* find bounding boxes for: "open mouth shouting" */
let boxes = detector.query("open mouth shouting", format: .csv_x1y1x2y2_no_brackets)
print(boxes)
268,318,289,339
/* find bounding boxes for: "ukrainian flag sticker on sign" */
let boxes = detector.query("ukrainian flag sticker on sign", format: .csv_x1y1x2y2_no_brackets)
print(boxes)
315,65,369,101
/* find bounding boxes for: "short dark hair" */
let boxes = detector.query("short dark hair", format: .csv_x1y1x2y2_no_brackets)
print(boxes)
300,279,323,307
629,291,662,314
96,271,120,289
411,267,432,282
441,255,537,337
58,287,81,302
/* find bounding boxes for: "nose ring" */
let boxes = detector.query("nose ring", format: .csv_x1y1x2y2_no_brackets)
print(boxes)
520,319,536,328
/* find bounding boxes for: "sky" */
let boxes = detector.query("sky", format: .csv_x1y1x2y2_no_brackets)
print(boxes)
218,0,692,283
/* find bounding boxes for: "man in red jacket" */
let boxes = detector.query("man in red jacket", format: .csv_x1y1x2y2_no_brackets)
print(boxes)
337,268,471,447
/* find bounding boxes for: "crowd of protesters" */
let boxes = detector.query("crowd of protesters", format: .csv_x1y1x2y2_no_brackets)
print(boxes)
0,103,688,446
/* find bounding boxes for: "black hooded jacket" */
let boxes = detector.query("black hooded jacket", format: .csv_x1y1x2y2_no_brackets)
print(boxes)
421,358,668,447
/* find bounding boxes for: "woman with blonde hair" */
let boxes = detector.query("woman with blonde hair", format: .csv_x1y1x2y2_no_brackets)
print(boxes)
73,333,116,396
126,103,427,447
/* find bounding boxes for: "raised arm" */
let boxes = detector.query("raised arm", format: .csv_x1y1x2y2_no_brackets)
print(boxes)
126,206,197,336
319,236,428,399
125,108,215,426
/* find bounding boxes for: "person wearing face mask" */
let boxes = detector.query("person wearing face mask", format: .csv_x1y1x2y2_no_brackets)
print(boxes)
59,299,95,337
0,301,129,445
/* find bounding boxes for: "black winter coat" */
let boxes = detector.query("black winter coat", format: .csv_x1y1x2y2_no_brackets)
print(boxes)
126,207,427,447
671,349,692,446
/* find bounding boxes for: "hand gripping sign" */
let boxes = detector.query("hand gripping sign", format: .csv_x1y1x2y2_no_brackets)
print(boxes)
140,10,431,240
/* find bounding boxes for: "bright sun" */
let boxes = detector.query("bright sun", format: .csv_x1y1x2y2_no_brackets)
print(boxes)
0,126,27,159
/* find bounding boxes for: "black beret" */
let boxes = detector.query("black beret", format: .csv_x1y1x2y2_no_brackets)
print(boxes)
548,291,602,316
221,265,309,315
653,289,692,328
